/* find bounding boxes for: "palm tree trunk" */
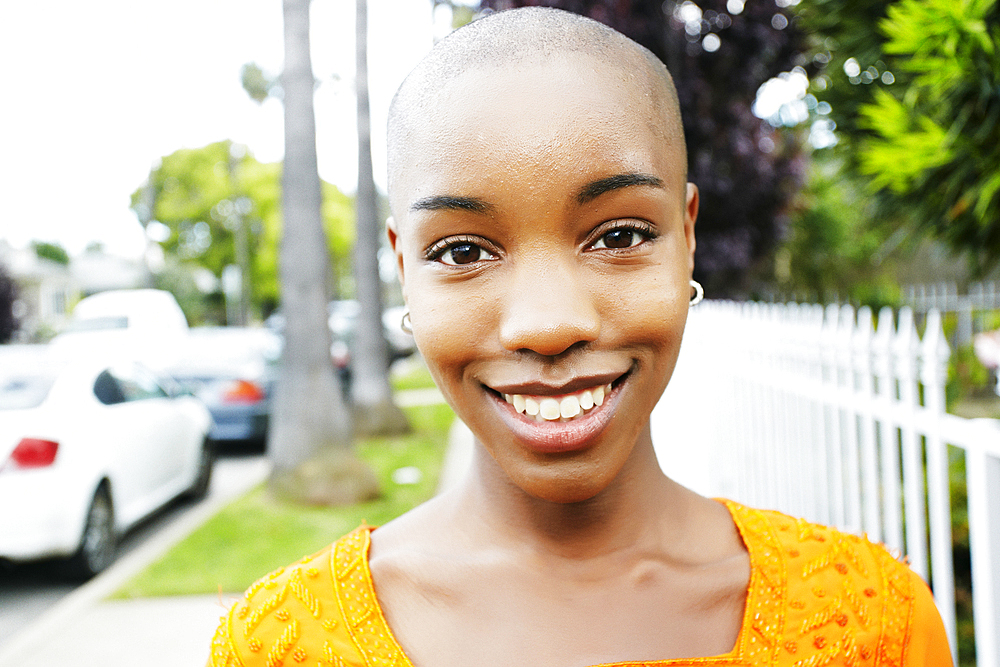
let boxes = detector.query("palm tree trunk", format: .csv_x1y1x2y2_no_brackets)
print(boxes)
269,0,379,504
351,0,409,436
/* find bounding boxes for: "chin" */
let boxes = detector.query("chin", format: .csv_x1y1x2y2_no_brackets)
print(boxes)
517,466,616,505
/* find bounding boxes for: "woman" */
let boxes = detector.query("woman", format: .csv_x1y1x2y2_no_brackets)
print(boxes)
208,8,950,666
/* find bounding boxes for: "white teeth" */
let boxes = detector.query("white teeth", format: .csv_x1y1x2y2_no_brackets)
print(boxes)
503,383,613,422
524,397,540,416
560,395,581,419
539,398,561,420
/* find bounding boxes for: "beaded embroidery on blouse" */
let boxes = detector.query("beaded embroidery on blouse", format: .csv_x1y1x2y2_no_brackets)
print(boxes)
208,501,917,667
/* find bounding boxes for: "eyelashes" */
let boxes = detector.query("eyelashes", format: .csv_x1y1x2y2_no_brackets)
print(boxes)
588,220,657,250
424,220,658,267
424,235,499,266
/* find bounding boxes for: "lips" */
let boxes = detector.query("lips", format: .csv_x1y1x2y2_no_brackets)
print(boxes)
486,375,624,454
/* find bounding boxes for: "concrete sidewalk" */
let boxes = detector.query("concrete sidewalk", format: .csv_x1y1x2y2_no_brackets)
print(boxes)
0,406,471,667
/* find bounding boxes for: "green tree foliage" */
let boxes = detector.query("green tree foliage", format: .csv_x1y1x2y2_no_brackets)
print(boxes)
858,0,1000,274
32,241,70,266
241,62,275,104
130,141,355,316
799,0,1000,276
778,157,900,308
0,262,18,343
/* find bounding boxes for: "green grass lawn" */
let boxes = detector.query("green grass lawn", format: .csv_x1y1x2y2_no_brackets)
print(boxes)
113,402,455,599
390,357,438,391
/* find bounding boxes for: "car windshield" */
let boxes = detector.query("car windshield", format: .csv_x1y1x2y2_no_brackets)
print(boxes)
62,316,129,333
0,373,57,410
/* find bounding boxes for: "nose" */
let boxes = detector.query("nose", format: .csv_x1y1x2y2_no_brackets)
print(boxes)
498,254,600,357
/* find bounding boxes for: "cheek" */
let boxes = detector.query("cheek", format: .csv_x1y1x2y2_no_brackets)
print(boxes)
594,264,689,346
407,278,495,381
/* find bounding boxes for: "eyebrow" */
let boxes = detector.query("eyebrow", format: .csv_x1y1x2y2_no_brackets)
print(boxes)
410,195,494,214
576,173,665,205
408,172,664,213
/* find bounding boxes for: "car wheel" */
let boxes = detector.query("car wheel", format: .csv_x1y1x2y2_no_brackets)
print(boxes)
66,486,116,579
182,439,214,500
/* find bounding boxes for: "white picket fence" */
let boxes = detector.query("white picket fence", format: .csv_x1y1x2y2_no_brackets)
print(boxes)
906,280,1000,347
652,300,1000,666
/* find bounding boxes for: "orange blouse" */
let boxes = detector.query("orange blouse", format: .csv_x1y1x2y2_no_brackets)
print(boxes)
207,500,951,666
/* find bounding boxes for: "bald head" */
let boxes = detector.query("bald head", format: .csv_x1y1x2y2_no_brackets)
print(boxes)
387,8,686,213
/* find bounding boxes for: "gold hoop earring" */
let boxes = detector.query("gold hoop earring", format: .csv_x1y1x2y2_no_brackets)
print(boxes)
689,280,704,306
400,311,413,334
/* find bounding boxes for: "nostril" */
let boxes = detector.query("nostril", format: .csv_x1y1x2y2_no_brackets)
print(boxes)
500,318,600,357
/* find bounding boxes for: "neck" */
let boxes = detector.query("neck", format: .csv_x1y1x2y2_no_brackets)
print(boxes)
454,424,692,561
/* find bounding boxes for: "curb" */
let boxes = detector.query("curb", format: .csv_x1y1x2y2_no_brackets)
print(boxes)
0,458,270,666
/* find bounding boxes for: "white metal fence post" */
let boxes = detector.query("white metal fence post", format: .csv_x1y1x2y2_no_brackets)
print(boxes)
920,310,957,658
854,306,883,542
967,428,1000,667
876,307,904,554
896,307,929,581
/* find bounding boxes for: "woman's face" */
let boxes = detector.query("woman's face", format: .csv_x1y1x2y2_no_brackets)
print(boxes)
389,56,698,504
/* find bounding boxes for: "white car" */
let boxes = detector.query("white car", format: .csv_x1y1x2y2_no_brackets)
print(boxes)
49,289,189,361
0,345,213,577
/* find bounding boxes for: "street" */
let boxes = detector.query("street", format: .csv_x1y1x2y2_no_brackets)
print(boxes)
0,452,267,648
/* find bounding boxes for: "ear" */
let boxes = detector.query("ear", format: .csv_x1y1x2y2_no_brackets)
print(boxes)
386,216,406,289
684,183,699,274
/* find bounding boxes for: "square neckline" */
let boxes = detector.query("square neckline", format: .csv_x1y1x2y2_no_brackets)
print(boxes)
346,498,761,666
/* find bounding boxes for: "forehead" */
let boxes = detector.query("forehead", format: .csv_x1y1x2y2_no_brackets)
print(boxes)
390,54,684,218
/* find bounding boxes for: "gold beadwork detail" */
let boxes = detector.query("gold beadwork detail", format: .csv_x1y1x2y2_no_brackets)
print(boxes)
322,619,338,631
785,641,798,653
245,576,268,600
245,584,289,636
288,567,322,619
323,640,336,663
307,567,320,578
248,637,263,653
793,630,861,667
265,618,299,667
275,609,290,622
292,647,307,662
802,534,868,579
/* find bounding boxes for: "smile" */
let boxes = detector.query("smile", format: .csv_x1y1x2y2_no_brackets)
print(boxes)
484,373,627,454
502,384,610,422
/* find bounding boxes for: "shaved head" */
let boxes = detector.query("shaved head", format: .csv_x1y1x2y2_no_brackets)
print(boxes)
387,8,686,217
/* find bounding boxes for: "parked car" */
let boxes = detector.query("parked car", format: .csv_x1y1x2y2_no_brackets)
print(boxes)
49,288,189,360
265,300,416,396
162,327,281,446
0,345,213,577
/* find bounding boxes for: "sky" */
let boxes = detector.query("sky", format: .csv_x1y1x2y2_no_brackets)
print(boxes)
0,0,440,258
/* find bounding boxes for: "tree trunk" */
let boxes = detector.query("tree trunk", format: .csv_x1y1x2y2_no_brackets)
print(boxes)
269,0,379,505
350,0,409,436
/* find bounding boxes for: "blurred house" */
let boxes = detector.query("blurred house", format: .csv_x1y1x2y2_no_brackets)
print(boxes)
0,240,148,342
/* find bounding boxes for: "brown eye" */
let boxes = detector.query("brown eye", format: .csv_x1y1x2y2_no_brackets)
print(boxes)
592,228,645,250
603,230,636,249
440,243,494,265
